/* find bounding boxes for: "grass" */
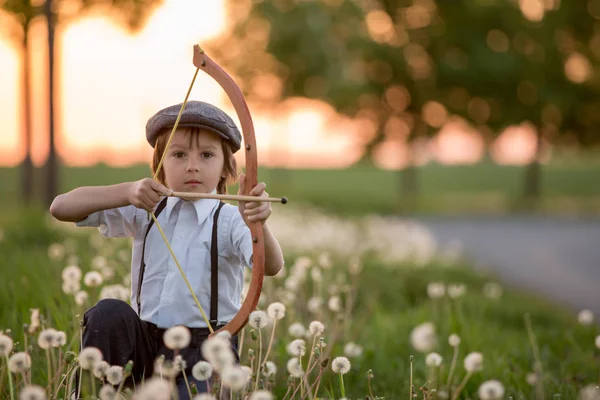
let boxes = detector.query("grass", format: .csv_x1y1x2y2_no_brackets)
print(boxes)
2,155,600,217
0,206,599,398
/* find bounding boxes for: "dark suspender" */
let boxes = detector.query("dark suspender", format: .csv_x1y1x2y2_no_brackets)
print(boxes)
137,199,226,329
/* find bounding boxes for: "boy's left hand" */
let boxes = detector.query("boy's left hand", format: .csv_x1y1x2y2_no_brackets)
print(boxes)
238,173,272,226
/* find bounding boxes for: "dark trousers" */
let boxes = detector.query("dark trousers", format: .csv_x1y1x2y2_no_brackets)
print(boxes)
81,299,238,399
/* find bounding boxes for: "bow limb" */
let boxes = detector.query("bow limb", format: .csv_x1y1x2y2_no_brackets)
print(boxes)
193,45,265,337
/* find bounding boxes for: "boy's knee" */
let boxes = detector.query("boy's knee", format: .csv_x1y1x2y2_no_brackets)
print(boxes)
84,299,135,329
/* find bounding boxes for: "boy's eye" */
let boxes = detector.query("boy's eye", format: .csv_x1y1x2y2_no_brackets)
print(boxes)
201,152,214,158
173,151,185,158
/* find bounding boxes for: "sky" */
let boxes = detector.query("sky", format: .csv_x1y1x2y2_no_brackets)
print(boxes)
0,0,538,169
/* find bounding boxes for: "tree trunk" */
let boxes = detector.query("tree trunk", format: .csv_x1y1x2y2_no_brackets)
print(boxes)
21,23,34,205
44,0,58,208
523,125,542,203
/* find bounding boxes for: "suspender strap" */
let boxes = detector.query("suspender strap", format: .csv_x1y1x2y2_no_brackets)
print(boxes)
210,201,226,326
137,197,169,315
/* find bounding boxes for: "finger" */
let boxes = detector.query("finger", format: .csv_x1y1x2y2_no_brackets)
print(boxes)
249,182,266,196
244,206,264,216
147,189,161,203
151,180,172,196
245,201,260,210
248,209,271,222
140,193,157,212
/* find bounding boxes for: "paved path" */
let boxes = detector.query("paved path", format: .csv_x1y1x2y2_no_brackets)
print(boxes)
413,216,600,317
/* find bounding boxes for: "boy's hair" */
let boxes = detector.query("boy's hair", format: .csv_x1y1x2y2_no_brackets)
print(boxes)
151,127,238,194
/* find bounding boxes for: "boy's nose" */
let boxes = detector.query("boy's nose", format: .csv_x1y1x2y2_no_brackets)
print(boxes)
186,161,199,172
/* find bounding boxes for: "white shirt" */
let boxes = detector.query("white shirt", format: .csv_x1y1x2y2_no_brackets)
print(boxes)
76,196,254,328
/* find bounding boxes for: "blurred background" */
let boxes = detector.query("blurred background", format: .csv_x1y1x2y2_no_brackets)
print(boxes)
1,0,599,313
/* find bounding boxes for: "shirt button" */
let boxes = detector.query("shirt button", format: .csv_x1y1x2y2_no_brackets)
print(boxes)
178,233,184,238
164,299,171,305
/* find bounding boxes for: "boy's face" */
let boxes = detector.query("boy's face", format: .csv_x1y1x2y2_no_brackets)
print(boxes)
162,128,225,194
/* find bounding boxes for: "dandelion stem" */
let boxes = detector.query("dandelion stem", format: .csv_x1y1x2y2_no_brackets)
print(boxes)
450,370,472,400
446,345,459,391
409,355,413,400
90,370,97,398
368,373,374,399
305,335,318,379
339,373,346,398
239,327,245,361
4,355,15,400
183,372,193,400
281,382,293,400
254,328,263,391
290,355,320,400
46,349,53,395
524,313,544,400
261,319,277,368
54,363,77,399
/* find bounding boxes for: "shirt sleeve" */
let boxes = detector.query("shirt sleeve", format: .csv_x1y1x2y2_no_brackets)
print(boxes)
75,205,140,238
229,209,254,269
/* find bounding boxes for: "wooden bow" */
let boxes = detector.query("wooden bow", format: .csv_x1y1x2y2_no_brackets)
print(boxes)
150,45,264,337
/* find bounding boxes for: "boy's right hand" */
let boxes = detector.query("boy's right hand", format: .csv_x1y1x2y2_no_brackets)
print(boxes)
128,178,172,212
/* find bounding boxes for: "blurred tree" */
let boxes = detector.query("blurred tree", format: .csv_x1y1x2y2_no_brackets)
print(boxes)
1,0,163,207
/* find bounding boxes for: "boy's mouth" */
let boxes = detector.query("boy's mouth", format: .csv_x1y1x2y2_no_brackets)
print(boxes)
185,180,202,185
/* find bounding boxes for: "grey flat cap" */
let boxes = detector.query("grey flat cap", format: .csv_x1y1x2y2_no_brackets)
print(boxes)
145,100,242,152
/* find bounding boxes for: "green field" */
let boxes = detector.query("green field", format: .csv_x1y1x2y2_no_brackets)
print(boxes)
2,156,600,217
0,204,599,398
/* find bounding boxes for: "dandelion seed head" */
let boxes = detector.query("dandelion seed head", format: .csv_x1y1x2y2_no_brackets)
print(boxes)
478,379,505,400
579,384,600,400
75,291,89,306
48,243,65,260
94,361,110,379
99,384,116,400
163,326,191,350
482,282,503,300
192,395,216,400
249,390,274,400
288,322,305,338
62,280,80,295
410,322,437,353
310,267,322,282
286,357,304,377
84,271,104,287
79,346,104,370
263,361,277,376
192,360,213,381
241,365,252,380
91,256,107,269
328,296,342,312
318,252,332,269
284,277,300,292
348,256,363,275
267,302,286,320
220,365,248,391
595,335,600,350
0,334,14,357
448,334,461,347
331,356,351,374
154,358,179,378
249,310,269,329
19,384,46,400
464,351,484,373
307,297,323,314
131,377,173,400
578,309,594,326
101,266,115,280
343,342,363,358
425,352,443,367
28,309,40,334
62,265,82,282
106,365,124,385
526,372,537,385
447,283,466,299
52,331,67,347
215,330,232,341
8,352,31,373
287,339,306,357
38,329,57,350
427,282,445,299
309,321,325,336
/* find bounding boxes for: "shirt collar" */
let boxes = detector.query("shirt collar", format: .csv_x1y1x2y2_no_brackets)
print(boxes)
164,189,219,224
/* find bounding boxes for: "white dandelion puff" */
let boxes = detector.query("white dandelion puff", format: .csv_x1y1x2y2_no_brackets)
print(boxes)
267,302,286,320
163,326,191,350
331,357,351,374
61,265,82,282
93,361,110,379
478,379,505,400
249,310,269,329
310,267,322,282
579,384,600,400
410,322,437,353
464,352,484,373
19,384,46,400
262,361,277,376
308,321,325,336
286,357,304,378
174,355,186,371
62,280,80,295
526,372,537,385
448,334,461,347
79,347,103,370
193,395,216,400
192,361,213,381
52,331,67,347
427,282,445,299
307,297,323,314
91,256,107,269
106,365,123,385
578,309,594,326
595,335,600,350
8,352,31,373
131,377,173,400
48,243,65,261
288,322,306,338
287,339,306,357
249,390,274,400
482,282,503,300
425,352,443,367
447,283,466,299
75,291,89,306
328,296,342,312
343,342,363,358
0,334,14,356
84,271,104,287
99,384,116,400
153,358,179,378
37,329,57,350
28,309,40,334
220,365,248,391
215,330,232,341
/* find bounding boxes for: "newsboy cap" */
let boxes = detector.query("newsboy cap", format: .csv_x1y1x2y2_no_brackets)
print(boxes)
145,100,242,152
